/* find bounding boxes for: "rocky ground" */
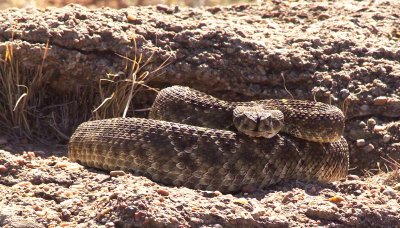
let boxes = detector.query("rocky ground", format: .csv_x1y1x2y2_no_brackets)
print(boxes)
0,146,399,227
0,0,400,227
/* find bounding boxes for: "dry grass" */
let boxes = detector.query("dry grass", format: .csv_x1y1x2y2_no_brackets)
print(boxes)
0,35,168,142
362,156,400,186
381,156,400,185
0,42,47,138
92,37,169,120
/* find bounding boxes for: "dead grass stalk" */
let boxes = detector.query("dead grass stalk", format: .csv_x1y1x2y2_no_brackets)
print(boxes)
0,35,169,142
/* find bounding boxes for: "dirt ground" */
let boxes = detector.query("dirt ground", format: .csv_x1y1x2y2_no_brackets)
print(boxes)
0,0,400,227
1,146,399,227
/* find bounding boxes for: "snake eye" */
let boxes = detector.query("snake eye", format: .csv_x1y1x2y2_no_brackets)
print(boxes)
245,117,258,130
233,113,258,135
271,118,283,130
240,115,257,130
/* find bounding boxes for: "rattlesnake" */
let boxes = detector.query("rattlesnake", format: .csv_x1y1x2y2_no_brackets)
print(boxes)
68,86,349,193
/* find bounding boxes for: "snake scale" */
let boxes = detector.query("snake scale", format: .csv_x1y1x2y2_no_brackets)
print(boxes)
68,86,349,193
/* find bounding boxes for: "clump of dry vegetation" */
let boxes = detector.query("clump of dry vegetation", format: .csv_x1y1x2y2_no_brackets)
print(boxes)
0,42,47,139
0,38,167,142
382,157,400,186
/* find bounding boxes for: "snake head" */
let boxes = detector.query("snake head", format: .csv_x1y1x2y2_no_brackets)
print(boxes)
233,106,284,138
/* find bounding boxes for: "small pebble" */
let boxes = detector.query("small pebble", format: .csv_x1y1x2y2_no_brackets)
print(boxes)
33,205,43,211
15,157,26,165
356,139,366,147
210,207,218,213
109,192,118,200
56,162,68,168
347,174,360,180
252,207,266,217
359,121,367,128
97,207,112,219
373,96,388,105
0,165,7,174
373,125,386,132
340,89,350,98
156,189,170,196
156,4,169,10
59,222,72,227
27,151,35,159
126,14,136,22
282,192,294,204
233,198,248,205
110,170,126,177
342,63,350,68
203,191,219,198
383,134,391,143
354,190,362,196
329,195,345,204
307,186,317,195
63,190,75,198
16,181,32,187
364,144,375,152
61,209,72,221
274,206,282,213
299,204,308,209
367,118,376,126
190,217,202,224
318,13,330,20
42,185,50,191
346,208,354,214
383,187,397,199
169,217,178,223
341,74,351,81
212,224,223,228
360,104,370,112
35,210,46,216
105,222,115,228
394,183,400,191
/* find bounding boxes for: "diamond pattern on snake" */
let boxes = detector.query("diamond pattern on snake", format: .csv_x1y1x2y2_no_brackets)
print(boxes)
69,86,348,193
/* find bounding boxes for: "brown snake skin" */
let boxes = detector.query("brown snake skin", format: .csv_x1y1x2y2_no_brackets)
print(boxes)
149,86,345,143
68,86,349,193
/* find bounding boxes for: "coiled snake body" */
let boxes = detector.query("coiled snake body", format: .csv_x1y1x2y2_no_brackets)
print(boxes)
68,86,349,193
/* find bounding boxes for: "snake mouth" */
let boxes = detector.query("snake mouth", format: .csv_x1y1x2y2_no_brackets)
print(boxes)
233,112,283,138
